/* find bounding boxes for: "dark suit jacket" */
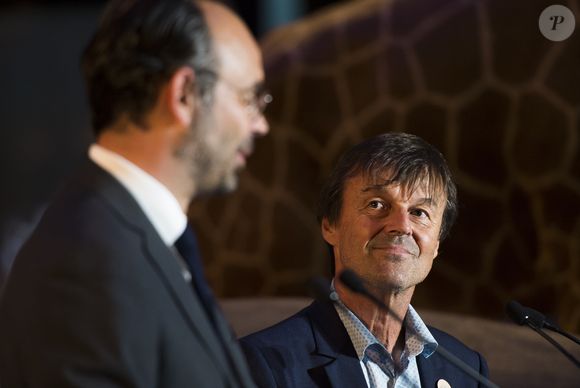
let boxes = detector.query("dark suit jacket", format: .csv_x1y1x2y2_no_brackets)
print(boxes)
0,160,255,388
240,300,489,388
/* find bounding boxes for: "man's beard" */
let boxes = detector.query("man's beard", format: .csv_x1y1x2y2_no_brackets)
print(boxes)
174,107,240,197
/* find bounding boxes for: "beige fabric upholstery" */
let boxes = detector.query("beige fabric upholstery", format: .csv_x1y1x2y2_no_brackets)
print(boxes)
221,298,580,388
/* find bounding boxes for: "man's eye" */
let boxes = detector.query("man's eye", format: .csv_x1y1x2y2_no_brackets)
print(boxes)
411,208,429,218
368,200,385,210
240,93,255,106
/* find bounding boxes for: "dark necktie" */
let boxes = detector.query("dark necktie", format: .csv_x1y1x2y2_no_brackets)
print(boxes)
174,224,215,322
174,224,248,387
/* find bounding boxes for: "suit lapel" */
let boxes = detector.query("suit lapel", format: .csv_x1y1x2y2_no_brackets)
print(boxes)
83,161,232,376
417,350,446,388
417,354,433,387
307,301,368,388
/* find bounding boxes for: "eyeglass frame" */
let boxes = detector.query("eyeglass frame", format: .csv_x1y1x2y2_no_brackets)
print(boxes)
195,68,272,118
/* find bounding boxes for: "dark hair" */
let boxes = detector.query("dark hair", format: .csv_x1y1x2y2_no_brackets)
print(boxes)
81,0,217,134
318,133,458,269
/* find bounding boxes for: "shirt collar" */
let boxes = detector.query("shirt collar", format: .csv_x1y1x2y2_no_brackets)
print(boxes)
89,144,187,246
331,280,438,361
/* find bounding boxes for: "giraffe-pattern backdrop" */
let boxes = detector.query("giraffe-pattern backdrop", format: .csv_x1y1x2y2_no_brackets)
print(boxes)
190,0,580,333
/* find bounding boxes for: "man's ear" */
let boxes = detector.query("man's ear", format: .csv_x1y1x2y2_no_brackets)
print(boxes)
166,66,196,127
321,218,338,246
432,240,440,260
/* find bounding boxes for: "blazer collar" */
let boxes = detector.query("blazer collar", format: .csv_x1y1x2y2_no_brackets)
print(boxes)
307,300,368,388
79,160,234,379
417,346,450,388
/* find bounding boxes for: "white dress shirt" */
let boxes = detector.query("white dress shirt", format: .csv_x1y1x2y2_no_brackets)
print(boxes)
89,144,191,280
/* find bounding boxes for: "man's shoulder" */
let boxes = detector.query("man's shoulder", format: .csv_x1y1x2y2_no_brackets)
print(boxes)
240,301,317,346
426,324,488,371
12,161,148,275
34,173,124,241
38,160,146,237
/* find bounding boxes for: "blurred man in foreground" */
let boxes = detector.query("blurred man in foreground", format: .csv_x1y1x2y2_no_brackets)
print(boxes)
0,1,269,386
241,133,489,387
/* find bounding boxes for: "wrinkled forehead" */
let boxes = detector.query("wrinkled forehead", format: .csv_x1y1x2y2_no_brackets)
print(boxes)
354,167,448,203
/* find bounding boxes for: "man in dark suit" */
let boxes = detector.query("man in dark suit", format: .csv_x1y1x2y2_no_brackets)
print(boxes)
241,133,489,387
0,1,269,387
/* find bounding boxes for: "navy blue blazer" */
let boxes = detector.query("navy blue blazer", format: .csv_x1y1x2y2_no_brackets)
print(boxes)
240,300,489,388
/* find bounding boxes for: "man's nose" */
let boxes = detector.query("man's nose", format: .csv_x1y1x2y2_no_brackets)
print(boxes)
384,208,412,235
251,113,269,136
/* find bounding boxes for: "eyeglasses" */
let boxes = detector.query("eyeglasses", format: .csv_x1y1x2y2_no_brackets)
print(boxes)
221,78,272,118
197,68,272,118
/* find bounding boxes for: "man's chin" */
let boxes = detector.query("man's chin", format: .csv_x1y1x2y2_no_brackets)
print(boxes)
197,173,239,197
216,179,238,195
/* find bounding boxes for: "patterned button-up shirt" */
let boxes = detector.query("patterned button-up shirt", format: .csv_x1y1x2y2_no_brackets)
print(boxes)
333,284,437,388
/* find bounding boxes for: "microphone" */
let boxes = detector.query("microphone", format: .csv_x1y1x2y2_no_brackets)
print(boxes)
506,300,580,368
337,269,500,388
339,268,389,309
506,300,580,345
505,300,545,328
307,276,339,304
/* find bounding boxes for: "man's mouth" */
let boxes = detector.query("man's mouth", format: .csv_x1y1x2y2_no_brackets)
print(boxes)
368,236,419,257
371,244,413,256
235,150,247,166
236,142,254,165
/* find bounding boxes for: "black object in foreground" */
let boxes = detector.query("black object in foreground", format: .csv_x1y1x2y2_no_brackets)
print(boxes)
506,300,580,369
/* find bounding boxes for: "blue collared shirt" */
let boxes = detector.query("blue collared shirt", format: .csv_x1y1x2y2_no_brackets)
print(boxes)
333,284,437,387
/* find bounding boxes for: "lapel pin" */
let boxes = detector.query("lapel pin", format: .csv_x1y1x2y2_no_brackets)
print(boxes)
437,379,451,388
